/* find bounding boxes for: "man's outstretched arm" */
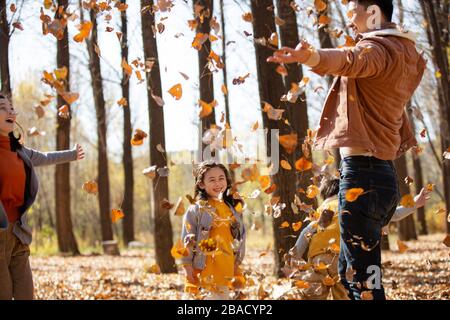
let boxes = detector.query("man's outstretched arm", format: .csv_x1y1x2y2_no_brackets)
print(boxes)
267,39,389,79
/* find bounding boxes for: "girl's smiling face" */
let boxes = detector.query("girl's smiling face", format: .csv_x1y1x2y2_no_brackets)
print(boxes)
0,96,17,137
199,166,228,200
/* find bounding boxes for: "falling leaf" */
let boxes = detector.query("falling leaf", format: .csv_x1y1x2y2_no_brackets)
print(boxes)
54,67,68,80
142,165,157,179
443,235,450,247
280,160,292,171
313,261,329,271
263,102,285,120
295,157,312,172
168,83,182,100
44,0,53,9
306,185,319,199
259,175,271,189
146,264,161,274
131,129,148,146
268,32,278,47
292,221,302,232
426,183,435,192
121,58,133,76
276,65,288,77
279,133,298,154
420,128,427,138
242,12,253,22
117,97,128,107
179,71,189,80
10,3,16,12
322,275,335,286
58,105,70,119
192,32,208,50
198,99,217,118
111,208,125,223
404,176,414,186
361,291,374,300
435,70,442,79
397,240,409,253
400,194,415,208
294,280,310,289
280,221,290,229
73,21,92,42
345,188,365,202
27,127,46,137
314,0,327,12
12,21,24,31
221,84,228,96
82,181,98,195
251,121,259,132
264,183,277,195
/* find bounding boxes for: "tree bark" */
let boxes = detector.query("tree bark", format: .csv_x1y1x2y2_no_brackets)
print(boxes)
251,0,299,277
0,0,11,95
120,0,135,246
55,1,79,255
194,0,215,148
421,0,450,233
141,0,176,273
86,7,114,243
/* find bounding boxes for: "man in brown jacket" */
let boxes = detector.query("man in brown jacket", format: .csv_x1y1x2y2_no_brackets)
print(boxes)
268,0,426,300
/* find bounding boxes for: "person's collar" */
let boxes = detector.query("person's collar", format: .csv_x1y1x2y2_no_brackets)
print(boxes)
356,22,417,43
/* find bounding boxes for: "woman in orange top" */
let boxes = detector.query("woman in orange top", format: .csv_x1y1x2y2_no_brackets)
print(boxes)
0,93,85,300
179,161,246,300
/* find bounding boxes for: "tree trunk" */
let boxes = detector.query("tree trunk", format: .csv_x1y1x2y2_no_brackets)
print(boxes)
251,0,299,277
0,0,11,95
120,0,135,246
141,0,176,273
86,7,114,243
194,0,215,147
55,1,79,255
276,0,315,226
421,0,450,233
317,0,341,167
407,106,428,235
394,156,418,241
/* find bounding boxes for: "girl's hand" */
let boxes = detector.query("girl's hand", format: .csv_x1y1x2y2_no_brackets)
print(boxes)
75,144,85,160
414,187,431,208
183,265,196,284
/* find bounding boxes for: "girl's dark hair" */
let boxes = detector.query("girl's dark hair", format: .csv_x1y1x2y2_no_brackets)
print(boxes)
194,161,243,208
0,93,23,151
349,0,393,21
319,175,340,200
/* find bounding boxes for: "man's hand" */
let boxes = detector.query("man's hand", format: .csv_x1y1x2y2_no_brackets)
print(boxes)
414,187,431,208
267,40,313,64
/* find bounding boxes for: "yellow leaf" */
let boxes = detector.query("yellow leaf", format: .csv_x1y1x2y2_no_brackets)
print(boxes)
258,175,271,189
168,83,182,100
280,160,292,170
306,185,319,199
435,70,442,78
171,239,189,259
292,221,302,232
111,208,124,223
54,67,68,80
345,188,365,202
400,194,415,208
280,221,290,228
73,21,92,42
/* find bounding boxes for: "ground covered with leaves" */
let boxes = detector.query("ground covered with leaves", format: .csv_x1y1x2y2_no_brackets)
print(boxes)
31,234,449,300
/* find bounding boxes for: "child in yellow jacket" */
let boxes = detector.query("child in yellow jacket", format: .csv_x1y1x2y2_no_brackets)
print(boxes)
177,161,246,300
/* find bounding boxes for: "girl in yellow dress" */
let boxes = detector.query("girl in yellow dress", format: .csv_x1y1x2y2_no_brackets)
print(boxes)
179,161,246,300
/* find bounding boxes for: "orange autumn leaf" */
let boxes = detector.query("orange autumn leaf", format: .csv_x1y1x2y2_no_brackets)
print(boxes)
117,97,128,107
54,66,68,80
168,83,182,100
60,91,79,105
322,275,335,286
397,240,409,253
280,160,292,170
345,188,365,202
280,221,290,229
314,0,327,12
306,185,319,199
426,183,435,192
131,129,148,146
171,239,189,259
292,221,303,232
242,12,253,22
279,133,298,154
82,181,98,195
73,21,92,42
198,99,217,118
400,194,415,208
111,208,125,223
313,261,329,271
121,58,133,76
295,280,310,289
258,175,271,189
264,183,277,194
295,157,312,172
221,84,228,95
58,105,70,119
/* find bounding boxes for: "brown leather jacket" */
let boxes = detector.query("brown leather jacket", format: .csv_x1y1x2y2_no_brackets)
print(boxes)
310,23,426,160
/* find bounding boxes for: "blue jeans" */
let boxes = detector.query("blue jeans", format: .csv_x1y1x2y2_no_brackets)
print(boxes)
338,156,400,300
